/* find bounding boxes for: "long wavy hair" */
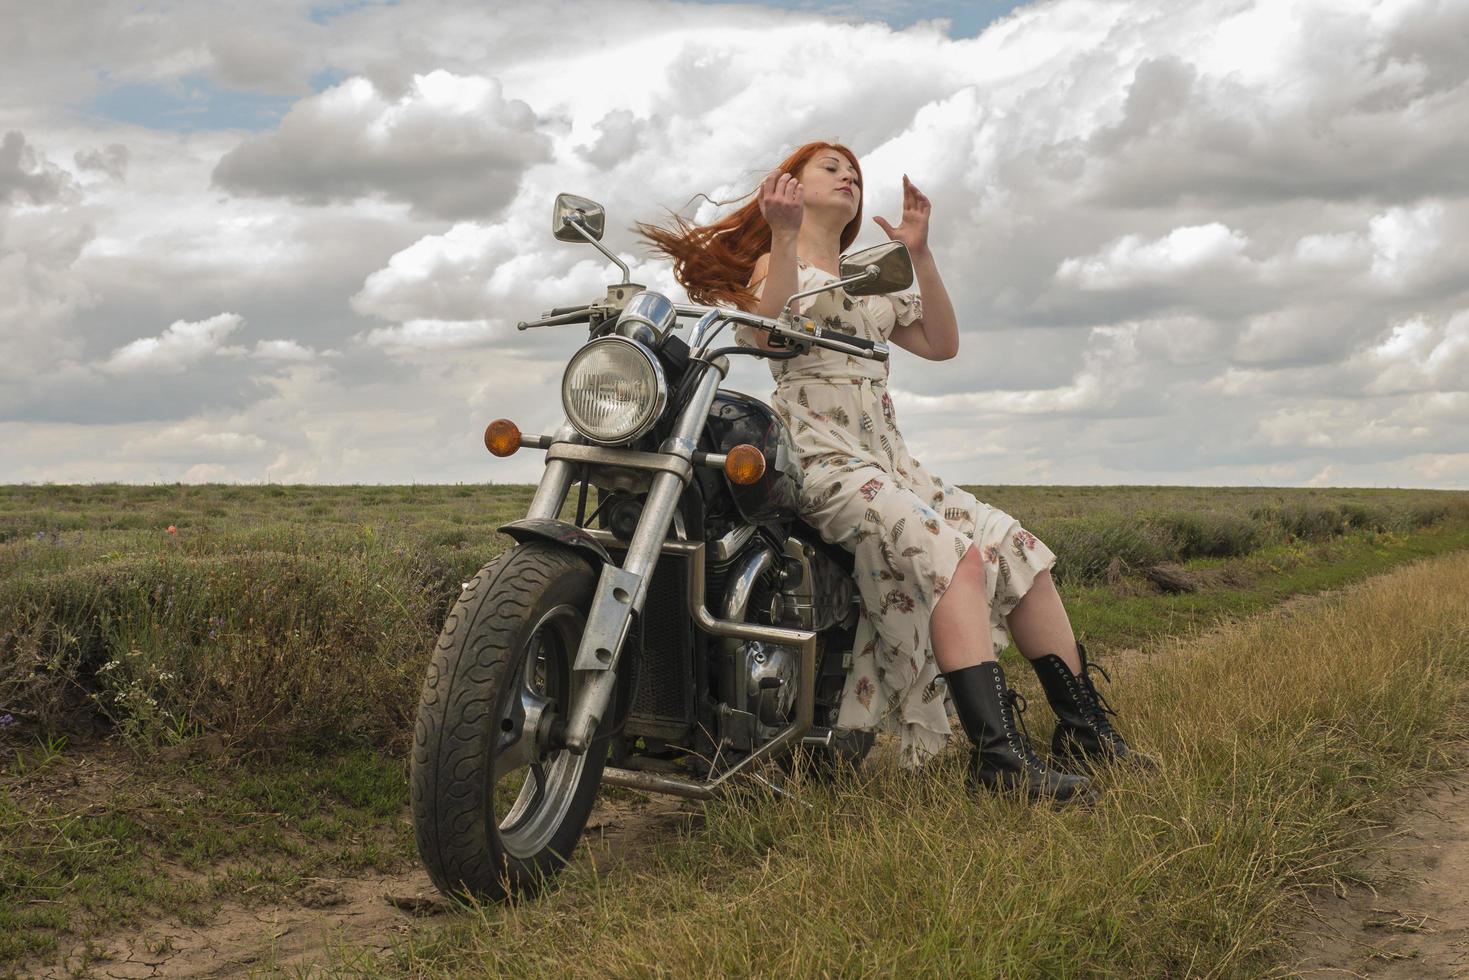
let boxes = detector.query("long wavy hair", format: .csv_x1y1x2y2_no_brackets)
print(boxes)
637,141,864,311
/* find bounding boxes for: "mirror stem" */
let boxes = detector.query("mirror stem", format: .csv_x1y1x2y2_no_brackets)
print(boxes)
563,215,631,284
780,269,877,318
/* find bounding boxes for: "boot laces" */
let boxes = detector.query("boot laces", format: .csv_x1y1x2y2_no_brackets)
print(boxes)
1004,689,1046,770
1078,659,1120,738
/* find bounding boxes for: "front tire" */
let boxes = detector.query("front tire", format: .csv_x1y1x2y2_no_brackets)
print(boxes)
411,543,607,901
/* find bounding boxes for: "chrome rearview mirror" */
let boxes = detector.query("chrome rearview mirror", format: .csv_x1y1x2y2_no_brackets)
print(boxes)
551,192,632,285
839,241,913,296
553,193,606,242
780,241,915,318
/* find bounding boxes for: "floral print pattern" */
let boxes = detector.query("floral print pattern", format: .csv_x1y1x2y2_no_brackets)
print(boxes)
740,258,1057,768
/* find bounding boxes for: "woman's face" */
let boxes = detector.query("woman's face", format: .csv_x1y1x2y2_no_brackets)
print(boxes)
797,150,861,218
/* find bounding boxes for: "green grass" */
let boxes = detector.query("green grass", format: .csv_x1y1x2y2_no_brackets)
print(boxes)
2,484,1464,749
372,552,1469,978
1065,521,1469,651
1,483,1468,973
0,742,412,967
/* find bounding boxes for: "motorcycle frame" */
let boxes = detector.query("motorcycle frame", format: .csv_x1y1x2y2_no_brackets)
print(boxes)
516,309,827,797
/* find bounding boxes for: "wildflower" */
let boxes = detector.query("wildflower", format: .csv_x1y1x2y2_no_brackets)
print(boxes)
166,525,178,535
0,714,14,728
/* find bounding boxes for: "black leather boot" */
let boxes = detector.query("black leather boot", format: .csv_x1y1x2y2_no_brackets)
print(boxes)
1030,643,1158,774
944,661,1095,804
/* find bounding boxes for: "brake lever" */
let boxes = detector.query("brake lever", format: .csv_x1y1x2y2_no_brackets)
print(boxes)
516,307,594,330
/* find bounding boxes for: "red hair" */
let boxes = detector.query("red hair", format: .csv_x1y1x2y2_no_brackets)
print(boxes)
638,141,863,311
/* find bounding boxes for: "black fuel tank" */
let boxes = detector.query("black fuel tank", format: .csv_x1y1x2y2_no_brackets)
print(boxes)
702,389,802,526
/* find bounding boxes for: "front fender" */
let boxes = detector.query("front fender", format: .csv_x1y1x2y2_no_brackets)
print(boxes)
498,518,612,569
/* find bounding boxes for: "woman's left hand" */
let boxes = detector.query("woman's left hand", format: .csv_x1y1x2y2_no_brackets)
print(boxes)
872,175,931,256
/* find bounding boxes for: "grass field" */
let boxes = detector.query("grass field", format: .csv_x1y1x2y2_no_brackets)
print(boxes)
2,483,1469,974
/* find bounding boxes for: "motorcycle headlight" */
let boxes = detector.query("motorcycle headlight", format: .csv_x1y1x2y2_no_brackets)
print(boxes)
560,336,668,445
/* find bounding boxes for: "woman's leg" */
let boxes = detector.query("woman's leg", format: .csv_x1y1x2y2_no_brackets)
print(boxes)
1004,569,1082,674
1009,569,1157,771
931,547,1094,801
929,545,993,673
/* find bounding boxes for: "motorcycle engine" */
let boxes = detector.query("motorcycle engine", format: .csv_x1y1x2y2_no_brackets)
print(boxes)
742,640,798,729
776,537,857,633
721,535,857,746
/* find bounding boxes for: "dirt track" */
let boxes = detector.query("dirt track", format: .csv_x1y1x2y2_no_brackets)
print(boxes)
26,792,700,978
1294,746,1469,979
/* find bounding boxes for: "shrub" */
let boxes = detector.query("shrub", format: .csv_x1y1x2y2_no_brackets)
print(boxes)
0,543,453,748
1159,511,1264,559
1039,519,1175,586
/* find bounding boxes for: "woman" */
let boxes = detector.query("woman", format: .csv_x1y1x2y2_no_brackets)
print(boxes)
642,142,1152,802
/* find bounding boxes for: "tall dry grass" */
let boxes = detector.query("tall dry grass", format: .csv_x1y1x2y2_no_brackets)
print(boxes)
2,485,1465,748
386,552,1469,978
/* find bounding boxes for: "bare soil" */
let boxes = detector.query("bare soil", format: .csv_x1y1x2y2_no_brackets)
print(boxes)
22,788,700,979
1293,746,1469,979
34,868,433,979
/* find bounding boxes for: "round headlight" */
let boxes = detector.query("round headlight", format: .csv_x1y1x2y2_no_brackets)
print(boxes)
560,336,667,445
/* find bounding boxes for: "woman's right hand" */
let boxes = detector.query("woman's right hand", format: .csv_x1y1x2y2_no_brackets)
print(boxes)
758,171,803,239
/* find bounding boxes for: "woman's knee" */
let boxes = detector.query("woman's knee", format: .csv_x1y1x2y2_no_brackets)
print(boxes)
954,543,983,578
1026,568,1058,599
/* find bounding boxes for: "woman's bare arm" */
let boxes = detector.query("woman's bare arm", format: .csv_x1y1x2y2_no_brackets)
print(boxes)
743,171,803,351
889,248,959,361
874,175,959,361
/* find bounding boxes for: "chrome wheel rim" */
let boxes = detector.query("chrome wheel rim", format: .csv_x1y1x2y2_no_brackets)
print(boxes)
490,602,589,859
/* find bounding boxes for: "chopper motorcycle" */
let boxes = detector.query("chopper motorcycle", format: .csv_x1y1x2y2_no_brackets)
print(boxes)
410,193,916,901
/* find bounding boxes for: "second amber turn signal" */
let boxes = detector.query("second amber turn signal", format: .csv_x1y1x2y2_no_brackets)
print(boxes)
484,419,522,457
724,444,766,486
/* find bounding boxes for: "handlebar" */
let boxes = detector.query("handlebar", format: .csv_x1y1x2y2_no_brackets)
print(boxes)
817,328,877,351
517,299,888,361
517,306,593,330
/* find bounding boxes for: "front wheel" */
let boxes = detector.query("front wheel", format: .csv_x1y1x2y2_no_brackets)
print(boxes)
411,543,607,901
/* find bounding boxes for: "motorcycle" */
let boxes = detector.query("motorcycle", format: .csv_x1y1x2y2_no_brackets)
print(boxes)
410,192,915,901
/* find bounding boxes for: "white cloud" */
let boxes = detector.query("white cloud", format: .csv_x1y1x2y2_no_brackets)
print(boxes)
212,72,552,218
1358,311,1469,394
252,339,317,361
359,318,496,354
1369,201,1445,288
1056,224,1252,291
1,131,76,205
4,0,1469,487
103,313,245,374
122,422,268,457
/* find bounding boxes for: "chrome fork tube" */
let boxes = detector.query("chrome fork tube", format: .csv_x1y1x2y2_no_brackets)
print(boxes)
526,422,580,520
561,361,727,753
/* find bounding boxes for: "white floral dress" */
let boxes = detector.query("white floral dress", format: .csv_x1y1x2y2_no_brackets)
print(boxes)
737,257,1057,768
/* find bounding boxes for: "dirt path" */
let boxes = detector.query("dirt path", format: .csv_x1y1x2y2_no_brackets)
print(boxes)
26,792,700,979
1293,746,1469,979
35,868,433,979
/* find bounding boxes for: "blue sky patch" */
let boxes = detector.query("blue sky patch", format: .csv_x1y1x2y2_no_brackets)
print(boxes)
86,76,296,133
308,0,388,25
693,0,1032,37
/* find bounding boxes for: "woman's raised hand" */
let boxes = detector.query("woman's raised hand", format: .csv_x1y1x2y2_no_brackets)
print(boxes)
872,175,931,255
758,171,804,239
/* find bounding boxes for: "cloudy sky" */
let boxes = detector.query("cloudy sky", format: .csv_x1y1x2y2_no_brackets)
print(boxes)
3,0,1466,487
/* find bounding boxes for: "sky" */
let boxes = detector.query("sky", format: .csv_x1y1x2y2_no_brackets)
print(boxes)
2,0,1467,488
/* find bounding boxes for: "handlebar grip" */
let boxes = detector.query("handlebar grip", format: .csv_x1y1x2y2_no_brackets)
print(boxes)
817,328,876,351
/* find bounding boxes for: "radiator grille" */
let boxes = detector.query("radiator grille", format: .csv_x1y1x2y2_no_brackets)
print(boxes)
618,551,694,739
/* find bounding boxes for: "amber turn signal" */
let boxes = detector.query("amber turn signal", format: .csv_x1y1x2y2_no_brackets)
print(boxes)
724,444,766,486
484,419,522,457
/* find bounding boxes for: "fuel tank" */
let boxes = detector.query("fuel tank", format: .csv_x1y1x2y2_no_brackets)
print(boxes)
702,389,802,526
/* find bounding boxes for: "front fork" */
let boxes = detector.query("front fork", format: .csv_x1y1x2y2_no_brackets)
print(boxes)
533,361,727,754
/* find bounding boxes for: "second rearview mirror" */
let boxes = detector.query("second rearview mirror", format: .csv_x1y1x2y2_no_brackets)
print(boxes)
553,193,606,242
838,241,914,296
